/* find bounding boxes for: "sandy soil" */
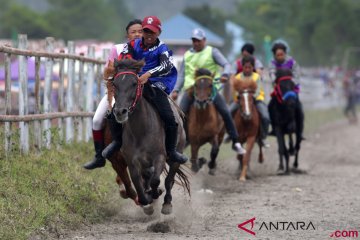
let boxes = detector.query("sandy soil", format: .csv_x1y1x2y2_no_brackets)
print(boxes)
59,120,360,240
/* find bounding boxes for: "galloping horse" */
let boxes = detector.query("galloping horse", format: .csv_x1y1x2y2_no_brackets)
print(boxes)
187,68,225,175
268,69,304,174
233,78,263,181
105,58,190,215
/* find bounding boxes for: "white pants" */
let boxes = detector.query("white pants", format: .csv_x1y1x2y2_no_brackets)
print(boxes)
93,94,114,131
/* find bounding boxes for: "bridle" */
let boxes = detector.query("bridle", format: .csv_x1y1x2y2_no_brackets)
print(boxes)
113,71,143,113
274,76,297,104
193,75,216,105
238,89,255,118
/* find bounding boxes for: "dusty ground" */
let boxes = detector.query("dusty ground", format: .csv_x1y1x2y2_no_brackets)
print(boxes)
61,120,360,240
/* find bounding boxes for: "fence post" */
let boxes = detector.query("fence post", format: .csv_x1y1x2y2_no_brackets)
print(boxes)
58,50,65,142
66,41,75,142
43,37,54,148
18,34,29,153
34,56,42,149
77,53,85,142
85,45,95,141
4,53,12,154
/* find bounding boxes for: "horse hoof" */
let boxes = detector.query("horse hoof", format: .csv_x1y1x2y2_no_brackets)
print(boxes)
208,168,216,176
161,203,172,215
119,189,129,199
198,157,207,168
277,170,290,176
191,164,199,173
292,168,306,174
142,204,154,215
134,196,140,206
239,176,246,182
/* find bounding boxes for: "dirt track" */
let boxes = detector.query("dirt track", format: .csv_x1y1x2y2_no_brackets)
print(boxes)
63,120,360,240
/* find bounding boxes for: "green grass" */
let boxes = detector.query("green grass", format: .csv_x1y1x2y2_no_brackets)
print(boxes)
0,106,349,239
0,139,121,240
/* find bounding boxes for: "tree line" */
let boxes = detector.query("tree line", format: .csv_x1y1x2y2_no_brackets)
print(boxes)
1,0,360,67
184,0,360,67
0,0,132,42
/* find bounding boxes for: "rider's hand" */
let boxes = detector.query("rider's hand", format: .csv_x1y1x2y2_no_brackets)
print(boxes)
220,74,229,83
139,72,151,84
171,91,179,100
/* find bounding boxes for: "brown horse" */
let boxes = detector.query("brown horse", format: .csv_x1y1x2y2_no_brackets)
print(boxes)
233,78,264,181
105,58,190,215
103,123,137,203
187,68,225,175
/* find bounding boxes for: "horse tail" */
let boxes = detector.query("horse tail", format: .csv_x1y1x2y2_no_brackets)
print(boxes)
163,165,191,197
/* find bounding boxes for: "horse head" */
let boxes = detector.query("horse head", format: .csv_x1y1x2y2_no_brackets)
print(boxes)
234,78,257,120
274,69,297,107
105,58,145,123
193,68,215,109
274,68,297,131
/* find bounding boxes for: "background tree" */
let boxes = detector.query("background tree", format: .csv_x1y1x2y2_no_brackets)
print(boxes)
183,4,233,56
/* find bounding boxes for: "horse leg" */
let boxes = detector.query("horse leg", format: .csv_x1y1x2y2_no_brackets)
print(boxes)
237,154,243,171
293,106,304,169
239,136,255,181
127,160,153,213
142,166,154,194
162,162,178,215
208,139,220,175
258,141,264,163
293,128,303,170
150,157,165,200
276,129,286,174
109,155,137,202
288,134,295,156
190,144,201,173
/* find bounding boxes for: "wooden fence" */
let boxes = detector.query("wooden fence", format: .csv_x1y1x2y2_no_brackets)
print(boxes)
0,34,109,154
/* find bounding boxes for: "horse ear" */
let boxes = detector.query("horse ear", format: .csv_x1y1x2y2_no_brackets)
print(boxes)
113,58,120,69
194,68,199,78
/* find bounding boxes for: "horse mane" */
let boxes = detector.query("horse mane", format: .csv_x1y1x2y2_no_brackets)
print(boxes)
194,68,215,83
104,58,145,110
195,68,212,77
233,76,257,92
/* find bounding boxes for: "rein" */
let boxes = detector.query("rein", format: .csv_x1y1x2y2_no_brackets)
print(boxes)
273,76,296,104
114,71,143,112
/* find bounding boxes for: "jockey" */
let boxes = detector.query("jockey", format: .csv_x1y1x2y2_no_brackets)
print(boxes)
269,41,301,87
171,28,246,155
230,55,270,148
233,43,264,76
83,19,143,170
268,42,304,136
102,16,188,164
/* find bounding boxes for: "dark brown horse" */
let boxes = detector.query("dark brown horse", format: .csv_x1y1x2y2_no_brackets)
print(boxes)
233,78,264,181
105,58,190,215
187,68,225,175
